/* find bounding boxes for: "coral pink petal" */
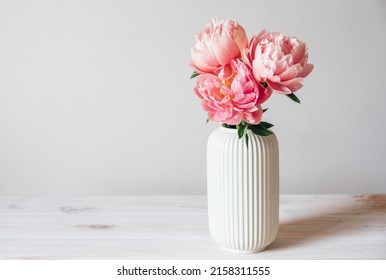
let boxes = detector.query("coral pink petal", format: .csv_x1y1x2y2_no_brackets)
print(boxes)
288,83,303,92
241,48,252,68
201,100,215,113
279,64,302,81
212,111,223,122
191,49,218,73
233,25,249,50
207,112,215,121
255,30,269,43
212,37,240,65
252,60,271,82
279,77,304,92
298,63,314,78
291,42,306,64
226,112,243,125
267,80,292,94
256,86,272,104
275,59,289,75
194,87,204,99
247,105,263,124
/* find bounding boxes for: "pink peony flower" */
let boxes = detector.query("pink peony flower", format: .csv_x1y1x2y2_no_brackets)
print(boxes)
243,30,314,94
190,17,248,74
194,59,271,125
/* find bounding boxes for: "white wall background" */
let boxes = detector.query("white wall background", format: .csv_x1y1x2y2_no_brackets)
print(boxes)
0,0,385,195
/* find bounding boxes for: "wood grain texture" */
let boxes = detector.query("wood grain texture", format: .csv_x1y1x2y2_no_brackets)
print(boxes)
0,195,385,259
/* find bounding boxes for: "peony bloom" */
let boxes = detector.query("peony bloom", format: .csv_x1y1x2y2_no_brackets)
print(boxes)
194,59,271,125
243,30,314,94
190,17,248,74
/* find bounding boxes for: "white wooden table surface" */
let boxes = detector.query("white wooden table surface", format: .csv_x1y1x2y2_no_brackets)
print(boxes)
0,195,385,260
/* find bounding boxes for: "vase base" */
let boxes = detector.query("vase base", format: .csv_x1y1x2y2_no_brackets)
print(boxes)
221,246,267,254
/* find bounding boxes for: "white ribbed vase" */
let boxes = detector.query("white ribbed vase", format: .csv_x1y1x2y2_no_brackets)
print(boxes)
207,126,279,253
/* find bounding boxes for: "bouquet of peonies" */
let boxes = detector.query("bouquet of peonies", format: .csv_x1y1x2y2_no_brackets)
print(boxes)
190,17,313,145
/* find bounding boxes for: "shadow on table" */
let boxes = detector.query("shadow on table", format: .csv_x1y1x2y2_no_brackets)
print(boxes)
267,194,386,251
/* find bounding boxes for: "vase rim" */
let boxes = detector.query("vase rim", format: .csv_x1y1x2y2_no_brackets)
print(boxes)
218,125,277,138
219,126,238,133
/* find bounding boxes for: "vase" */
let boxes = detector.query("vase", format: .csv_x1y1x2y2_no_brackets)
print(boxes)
207,126,279,253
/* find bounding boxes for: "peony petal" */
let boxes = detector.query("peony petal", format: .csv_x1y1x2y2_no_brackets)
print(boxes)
226,111,243,125
244,105,263,124
298,63,314,78
205,102,215,111
207,112,215,121
274,59,289,75
217,64,234,81
190,48,219,73
252,58,273,82
291,41,306,64
279,64,302,81
213,110,227,122
256,85,272,104
267,80,292,94
233,23,248,50
254,29,270,44
280,77,304,92
241,48,252,68
241,36,258,69
212,35,240,65
268,75,281,83
201,100,213,112
194,87,204,99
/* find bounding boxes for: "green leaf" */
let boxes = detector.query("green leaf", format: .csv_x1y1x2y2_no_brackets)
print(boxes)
222,123,236,129
237,123,248,139
249,124,273,136
245,133,249,148
260,121,274,129
262,108,269,113
287,93,301,104
190,72,199,79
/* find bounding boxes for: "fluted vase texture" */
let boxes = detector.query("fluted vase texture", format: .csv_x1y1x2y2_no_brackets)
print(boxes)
207,126,279,253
